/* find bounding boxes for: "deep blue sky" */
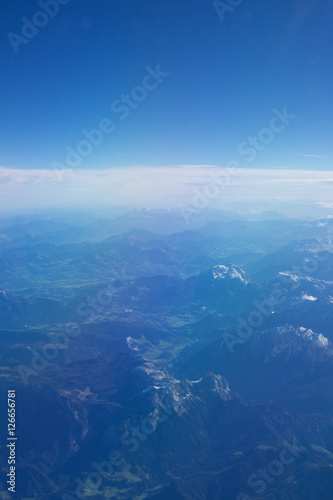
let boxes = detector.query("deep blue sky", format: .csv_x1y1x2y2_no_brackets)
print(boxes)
1,0,333,171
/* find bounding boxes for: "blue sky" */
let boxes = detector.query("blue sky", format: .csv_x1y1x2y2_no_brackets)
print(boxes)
0,0,332,212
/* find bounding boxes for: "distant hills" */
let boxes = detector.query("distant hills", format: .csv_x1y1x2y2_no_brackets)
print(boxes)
0,209,332,499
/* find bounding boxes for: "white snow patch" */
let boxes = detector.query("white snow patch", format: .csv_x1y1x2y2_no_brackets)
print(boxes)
301,293,317,301
315,334,329,348
213,265,248,283
279,272,301,282
213,265,229,279
229,268,247,283
126,336,140,351
190,378,203,384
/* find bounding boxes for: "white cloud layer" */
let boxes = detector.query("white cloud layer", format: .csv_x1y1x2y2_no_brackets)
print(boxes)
0,165,332,213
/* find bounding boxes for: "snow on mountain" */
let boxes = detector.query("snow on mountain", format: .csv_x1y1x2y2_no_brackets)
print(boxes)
301,293,317,301
213,264,249,284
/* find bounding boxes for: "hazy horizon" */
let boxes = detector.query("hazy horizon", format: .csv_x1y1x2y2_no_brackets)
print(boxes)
1,166,333,219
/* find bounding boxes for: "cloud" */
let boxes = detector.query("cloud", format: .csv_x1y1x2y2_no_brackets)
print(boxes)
0,166,333,214
299,154,328,159
316,202,333,208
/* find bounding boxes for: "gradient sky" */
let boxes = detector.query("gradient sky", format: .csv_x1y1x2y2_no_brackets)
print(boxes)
0,0,332,213
1,0,333,170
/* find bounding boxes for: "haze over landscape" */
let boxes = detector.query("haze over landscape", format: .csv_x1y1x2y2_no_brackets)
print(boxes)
0,1,333,499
